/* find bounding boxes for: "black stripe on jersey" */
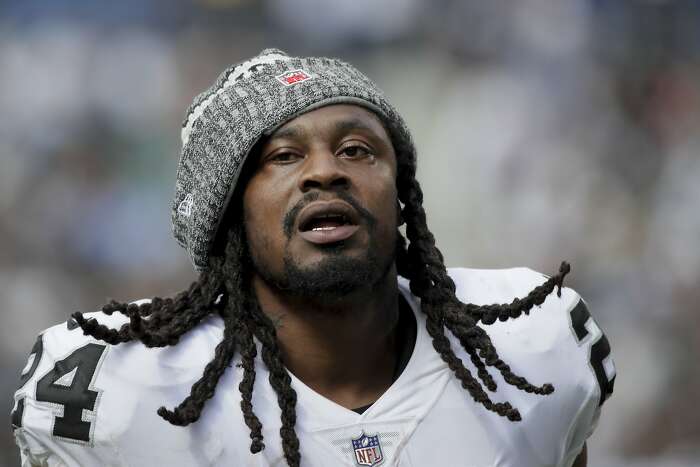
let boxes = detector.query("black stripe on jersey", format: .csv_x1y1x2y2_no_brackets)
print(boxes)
568,299,615,406
591,334,615,406
570,301,590,341
11,398,25,429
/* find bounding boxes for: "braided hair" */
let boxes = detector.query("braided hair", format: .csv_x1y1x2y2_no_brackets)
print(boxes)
73,139,571,467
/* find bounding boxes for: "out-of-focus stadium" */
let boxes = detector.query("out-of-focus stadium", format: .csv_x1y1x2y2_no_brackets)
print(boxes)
1,1,699,466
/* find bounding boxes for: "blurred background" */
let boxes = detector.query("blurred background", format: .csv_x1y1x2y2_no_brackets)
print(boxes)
1,0,698,465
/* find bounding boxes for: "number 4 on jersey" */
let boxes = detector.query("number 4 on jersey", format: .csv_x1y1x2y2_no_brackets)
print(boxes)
36,343,107,444
568,300,616,406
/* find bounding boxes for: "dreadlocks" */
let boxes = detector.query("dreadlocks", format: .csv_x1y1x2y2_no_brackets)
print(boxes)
72,147,570,467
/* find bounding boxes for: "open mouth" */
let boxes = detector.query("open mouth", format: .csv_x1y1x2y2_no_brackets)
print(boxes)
300,213,353,232
297,202,361,245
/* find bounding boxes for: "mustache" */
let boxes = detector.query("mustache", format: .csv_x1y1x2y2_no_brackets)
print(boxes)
283,191,377,239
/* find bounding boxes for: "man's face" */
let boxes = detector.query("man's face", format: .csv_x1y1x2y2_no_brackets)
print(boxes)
242,104,399,300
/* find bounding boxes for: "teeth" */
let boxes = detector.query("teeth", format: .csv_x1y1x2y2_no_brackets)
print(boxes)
312,226,337,231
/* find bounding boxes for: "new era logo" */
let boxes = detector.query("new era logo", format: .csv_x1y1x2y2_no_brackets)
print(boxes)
276,69,312,86
178,193,194,217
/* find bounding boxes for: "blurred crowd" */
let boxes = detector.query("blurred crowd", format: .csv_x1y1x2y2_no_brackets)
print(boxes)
1,1,699,466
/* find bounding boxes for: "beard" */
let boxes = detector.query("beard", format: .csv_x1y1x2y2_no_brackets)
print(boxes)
283,241,394,299
251,235,396,302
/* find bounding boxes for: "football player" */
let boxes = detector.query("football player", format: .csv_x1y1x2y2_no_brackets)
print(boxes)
11,49,615,466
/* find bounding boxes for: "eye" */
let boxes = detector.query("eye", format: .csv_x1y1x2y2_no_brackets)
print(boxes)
266,151,302,164
338,144,373,159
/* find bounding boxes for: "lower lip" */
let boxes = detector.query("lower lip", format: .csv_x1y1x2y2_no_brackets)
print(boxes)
298,225,360,244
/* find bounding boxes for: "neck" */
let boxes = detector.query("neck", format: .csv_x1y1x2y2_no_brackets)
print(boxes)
251,265,401,410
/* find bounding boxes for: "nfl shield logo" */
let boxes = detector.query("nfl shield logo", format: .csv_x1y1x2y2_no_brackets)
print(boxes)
351,432,384,466
276,69,312,86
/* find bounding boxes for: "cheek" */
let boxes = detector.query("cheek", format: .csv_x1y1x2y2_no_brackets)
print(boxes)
243,176,282,229
242,184,259,236
367,180,399,243
242,179,286,262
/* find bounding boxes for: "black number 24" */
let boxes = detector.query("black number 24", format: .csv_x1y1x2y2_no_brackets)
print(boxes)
568,300,616,406
12,336,107,445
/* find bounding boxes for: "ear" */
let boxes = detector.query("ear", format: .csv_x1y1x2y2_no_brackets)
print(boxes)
397,200,405,226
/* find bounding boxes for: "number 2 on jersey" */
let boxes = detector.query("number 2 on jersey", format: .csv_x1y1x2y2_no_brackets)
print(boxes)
11,336,44,430
568,300,615,406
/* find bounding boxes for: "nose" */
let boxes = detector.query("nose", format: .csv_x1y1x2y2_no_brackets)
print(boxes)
298,150,350,193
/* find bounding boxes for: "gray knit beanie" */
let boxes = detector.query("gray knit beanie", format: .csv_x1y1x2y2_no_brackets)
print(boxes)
172,48,416,271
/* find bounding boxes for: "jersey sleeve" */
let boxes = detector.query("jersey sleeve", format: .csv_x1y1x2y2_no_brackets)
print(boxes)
10,312,129,467
448,267,616,467
511,269,616,466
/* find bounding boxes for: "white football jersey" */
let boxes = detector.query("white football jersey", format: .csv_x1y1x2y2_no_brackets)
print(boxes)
12,267,615,467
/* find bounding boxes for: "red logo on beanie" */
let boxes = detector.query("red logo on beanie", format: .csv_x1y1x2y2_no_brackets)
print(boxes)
276,69,312,86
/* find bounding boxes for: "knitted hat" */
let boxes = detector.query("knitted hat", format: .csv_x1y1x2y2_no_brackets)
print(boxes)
172,48,416,271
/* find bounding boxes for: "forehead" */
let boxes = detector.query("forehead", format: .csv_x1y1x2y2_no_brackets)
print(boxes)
266,104,391,142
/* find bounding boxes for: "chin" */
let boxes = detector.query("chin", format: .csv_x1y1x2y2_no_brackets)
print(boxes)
250,232,396,300
282,252,381,299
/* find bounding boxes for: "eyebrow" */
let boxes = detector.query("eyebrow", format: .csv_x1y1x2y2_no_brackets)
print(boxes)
332,118,377,135
269,125,307,141
268,117,380,141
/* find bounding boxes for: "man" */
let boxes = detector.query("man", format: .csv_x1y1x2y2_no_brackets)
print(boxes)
11,49,614,466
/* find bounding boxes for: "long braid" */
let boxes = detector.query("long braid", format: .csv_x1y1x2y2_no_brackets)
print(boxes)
248,305,301,467
71,273,222,347
464,340,498,391
220,216,267,454
233,236,302,465
236,315,265,453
